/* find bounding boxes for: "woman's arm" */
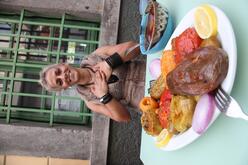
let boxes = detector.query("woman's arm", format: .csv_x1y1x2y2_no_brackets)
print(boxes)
93,41,140,62
92,41,140,79
85,99,130,122
88,70,131,122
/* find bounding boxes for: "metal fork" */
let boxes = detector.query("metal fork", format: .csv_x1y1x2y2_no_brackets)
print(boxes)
215,86,248,121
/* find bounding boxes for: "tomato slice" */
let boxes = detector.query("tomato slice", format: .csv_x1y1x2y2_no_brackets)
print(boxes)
158,90,172,128
174,28,202,64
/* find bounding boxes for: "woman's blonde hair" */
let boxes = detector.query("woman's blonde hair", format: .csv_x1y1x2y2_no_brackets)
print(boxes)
39,64,63,91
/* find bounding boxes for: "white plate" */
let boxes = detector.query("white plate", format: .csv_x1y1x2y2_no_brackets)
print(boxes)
150,5,237,151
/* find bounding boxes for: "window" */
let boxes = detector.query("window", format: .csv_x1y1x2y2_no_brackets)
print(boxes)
0,10,100,126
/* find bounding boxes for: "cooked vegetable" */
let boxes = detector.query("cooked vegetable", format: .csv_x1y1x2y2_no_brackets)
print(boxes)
141,108,163,136
200,36,221,48
150,75,167,99
170,95,197,132
158,89,172,128
161,50,176,79
192,94,215,134
149,58,161,79
139,97,159,112
174,27,202,64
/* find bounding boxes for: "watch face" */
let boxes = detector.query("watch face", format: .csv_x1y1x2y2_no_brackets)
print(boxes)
99,93,113,104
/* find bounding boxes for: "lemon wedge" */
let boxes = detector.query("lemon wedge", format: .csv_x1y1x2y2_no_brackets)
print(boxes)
155,129,173,148
194,4,217,39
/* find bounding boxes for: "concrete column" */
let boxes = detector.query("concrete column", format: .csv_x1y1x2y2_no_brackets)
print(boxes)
90,0,121,164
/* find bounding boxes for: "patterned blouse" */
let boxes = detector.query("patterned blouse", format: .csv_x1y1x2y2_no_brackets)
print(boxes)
76,53,146,109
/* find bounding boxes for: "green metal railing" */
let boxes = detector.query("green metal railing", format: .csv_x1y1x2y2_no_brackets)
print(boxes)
0,10,100,126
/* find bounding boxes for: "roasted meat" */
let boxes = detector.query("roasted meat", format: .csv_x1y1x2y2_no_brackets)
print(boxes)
166,46,228,95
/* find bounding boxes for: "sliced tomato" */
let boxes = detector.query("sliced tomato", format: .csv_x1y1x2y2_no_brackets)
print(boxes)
158,89,172,128
174,27,202,64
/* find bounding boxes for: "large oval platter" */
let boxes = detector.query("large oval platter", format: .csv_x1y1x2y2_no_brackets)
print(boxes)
151,5,237,151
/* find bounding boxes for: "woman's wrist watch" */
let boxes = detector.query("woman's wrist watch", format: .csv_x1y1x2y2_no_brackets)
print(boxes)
99,93,113,104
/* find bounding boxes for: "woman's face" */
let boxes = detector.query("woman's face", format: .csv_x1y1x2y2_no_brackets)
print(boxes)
45,64,79,90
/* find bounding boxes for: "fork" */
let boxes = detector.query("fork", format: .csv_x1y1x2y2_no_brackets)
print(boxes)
214,86,248,121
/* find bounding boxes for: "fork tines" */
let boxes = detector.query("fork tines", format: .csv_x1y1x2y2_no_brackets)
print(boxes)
214,87,231,112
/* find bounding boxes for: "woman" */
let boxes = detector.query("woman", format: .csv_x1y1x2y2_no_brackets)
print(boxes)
39,41,146,122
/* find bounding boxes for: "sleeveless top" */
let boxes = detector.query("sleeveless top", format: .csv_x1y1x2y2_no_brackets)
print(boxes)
76,53,146,109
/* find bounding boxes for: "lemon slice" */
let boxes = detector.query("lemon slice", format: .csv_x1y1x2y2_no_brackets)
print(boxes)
194,4,217,39
155,129,173,148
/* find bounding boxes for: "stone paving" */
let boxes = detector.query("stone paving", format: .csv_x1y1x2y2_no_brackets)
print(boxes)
108,0,145,164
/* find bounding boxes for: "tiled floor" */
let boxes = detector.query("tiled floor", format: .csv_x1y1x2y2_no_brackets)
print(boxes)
0,155,89,165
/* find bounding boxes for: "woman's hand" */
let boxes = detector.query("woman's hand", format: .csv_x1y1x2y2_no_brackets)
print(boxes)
90,70,108,98
93,61,112,80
